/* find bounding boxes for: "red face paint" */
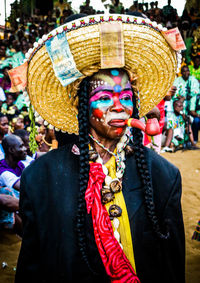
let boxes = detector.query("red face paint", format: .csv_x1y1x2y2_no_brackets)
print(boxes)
92,108,103,119
112,94,124,112
115,127,123,135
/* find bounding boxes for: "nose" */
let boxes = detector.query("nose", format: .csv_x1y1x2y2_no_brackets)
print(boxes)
22,146,27,152
111,95,124,112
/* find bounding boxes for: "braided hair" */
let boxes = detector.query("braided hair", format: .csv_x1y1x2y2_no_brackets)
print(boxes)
76,78,97,273
130,95,169,240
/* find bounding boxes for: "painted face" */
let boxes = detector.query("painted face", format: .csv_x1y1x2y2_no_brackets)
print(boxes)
89,69,134,139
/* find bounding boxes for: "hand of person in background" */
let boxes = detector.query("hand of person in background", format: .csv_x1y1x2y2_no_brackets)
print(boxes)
0,194,19,212
146,106,161,121
164,86,177,101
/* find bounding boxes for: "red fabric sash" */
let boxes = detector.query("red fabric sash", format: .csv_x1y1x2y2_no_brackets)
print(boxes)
85,162,140,283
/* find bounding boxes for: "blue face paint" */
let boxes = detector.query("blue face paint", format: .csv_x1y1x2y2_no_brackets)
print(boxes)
120,99,133,108
114,85,122,93
89,99,113,117
111,69,119,76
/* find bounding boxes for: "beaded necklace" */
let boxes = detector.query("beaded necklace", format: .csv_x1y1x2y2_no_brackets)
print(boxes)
89,131,131,247
89,133,117,158
89,132,130,178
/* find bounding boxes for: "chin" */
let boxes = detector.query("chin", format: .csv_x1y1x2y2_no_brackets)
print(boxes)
104,127,126,140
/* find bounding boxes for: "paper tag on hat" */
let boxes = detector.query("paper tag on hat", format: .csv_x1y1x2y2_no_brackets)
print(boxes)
8,62,28,92
99,22,125,68
161,28,186,51
45,33,83,87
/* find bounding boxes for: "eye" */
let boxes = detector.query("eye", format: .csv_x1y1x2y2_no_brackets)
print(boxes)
99,96,111,101
121,95,132,100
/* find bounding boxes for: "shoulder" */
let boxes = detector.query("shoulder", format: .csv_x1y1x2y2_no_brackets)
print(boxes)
21,143,79,179
143,147,180,181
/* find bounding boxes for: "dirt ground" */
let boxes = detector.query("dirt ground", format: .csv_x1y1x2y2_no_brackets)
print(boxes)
0,149,199,282
162,149,200,283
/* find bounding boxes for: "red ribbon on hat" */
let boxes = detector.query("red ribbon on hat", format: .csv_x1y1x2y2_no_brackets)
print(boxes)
85,162,140,283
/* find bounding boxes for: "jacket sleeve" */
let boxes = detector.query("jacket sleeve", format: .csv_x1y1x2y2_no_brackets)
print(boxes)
15,171,41,282
161,169,185,283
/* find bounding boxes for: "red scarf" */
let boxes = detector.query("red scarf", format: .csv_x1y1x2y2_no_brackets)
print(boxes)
85,162,140,283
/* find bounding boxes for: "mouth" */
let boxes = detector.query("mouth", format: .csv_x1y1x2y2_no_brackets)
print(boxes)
108,119,127,127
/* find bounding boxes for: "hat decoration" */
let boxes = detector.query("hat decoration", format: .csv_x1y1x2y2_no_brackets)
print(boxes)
18,14,182,134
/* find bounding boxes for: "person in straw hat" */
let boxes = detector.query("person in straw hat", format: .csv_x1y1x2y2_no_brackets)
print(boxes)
15,13,185,283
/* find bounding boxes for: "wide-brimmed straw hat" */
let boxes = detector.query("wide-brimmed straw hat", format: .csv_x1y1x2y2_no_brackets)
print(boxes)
24,14,180,134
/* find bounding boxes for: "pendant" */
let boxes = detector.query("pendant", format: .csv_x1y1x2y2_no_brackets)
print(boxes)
109,204,122,219
89,150,98,162
101,185,111,196
101,192,115,205
110,179,122,193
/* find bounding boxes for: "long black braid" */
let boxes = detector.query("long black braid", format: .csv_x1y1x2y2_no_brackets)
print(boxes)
131,95,170,240
76,78,98,273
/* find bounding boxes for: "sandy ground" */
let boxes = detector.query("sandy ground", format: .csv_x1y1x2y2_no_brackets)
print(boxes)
162,149,200,283
0,149,200,282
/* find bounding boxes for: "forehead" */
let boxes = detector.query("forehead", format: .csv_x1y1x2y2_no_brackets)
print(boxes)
89,69,131,94
0,116,8,123
174,101,183,107
14,136,23,146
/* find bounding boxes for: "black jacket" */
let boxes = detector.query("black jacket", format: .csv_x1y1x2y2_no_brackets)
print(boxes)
15,144,185,283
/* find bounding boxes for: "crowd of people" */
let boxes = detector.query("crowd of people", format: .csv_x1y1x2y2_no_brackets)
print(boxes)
0,0,199,281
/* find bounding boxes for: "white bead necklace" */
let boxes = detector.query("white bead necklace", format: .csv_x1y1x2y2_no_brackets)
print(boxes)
90,132,130,248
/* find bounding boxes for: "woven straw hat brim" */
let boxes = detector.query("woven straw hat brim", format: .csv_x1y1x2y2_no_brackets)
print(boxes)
27,16,177,134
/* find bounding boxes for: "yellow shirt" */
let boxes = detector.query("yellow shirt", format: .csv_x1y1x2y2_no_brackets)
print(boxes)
104,154,136,273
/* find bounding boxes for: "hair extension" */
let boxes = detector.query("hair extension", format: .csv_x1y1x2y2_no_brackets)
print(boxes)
130,95,169,240
76,77,97,274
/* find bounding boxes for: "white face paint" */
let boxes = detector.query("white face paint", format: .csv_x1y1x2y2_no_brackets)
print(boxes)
104,111,130,125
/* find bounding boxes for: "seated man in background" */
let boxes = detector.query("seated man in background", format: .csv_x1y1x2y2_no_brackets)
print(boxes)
162,98,197,152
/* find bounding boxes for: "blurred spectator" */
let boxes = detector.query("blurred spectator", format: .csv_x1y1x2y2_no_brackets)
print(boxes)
180,9,192,41
129,1,139,12
35,124,58,152
0,113,9,160
0,42,7,64
0,87,6,108
0,191,21,234
162,0,175,20
80,0,95,15
11,40,28,68
14,129,46,163
0,135,29,191
10,115,24,133
1,93,19,119
109,0,124,14
189,55,200,82
162,98,196,152
173,65,199,115
0,65,11,90
189,93,200,143
60,9,73,25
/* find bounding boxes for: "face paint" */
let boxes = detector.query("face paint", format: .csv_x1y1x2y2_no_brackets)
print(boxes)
89,91,114,118
89,69,134,140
